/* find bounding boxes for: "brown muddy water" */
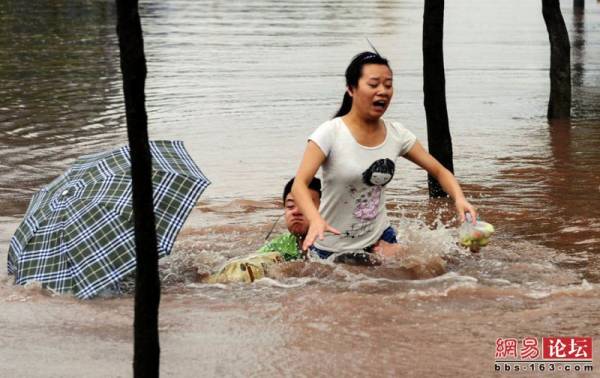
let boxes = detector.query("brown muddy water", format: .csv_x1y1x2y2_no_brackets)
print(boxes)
1,0,600,376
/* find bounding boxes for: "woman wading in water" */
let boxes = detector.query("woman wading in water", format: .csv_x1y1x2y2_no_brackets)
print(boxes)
292,51,477,263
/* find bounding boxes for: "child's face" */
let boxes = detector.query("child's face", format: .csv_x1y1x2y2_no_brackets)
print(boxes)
284,190,320,236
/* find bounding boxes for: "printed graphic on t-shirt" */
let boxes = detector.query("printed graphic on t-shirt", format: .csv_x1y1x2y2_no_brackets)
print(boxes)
362,158,395,186
342,158,396,240
353,186,381,221
343,219,375,240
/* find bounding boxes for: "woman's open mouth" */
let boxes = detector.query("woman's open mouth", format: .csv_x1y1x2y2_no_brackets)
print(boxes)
373,99,387,110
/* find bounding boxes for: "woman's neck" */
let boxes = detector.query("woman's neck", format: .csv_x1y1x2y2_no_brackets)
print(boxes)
341,111,386,147
343,111,382,131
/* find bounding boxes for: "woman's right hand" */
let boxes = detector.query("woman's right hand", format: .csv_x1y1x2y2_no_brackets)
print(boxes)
302,217,340,251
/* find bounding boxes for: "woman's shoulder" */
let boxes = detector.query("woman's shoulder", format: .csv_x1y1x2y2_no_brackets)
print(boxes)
311,117,343,138
385,119,415,138
316,117,344,130
384,119,418,153
309,117,345,155
384,118,410,132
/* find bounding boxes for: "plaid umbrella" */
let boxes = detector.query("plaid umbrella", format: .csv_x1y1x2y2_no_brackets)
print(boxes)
7,140,209,299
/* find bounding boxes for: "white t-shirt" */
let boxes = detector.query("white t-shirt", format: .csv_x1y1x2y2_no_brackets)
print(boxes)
309,117,417,253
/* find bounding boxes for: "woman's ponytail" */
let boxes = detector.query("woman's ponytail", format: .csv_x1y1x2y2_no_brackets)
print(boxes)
333,92,353,118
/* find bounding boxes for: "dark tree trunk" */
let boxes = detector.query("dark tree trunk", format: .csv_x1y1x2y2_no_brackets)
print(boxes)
116,1,161,377
542,0,571,120
573,0,584,8
572,0,585,88
423,0,453,198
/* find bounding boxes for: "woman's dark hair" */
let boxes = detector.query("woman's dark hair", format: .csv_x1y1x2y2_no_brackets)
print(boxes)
333,51,391,118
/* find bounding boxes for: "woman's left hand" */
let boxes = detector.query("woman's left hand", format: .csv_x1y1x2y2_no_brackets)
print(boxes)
455,197,477,224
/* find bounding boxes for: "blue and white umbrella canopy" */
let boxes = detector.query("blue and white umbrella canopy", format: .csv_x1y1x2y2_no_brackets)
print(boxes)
7,140,210,299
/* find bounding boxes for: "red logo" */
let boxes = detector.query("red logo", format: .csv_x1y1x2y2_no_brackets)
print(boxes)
520,337,540,360
496,338,519,358
542,337,593,360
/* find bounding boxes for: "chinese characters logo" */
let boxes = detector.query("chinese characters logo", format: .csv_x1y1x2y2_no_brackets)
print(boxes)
495,337,593,373
496,337,592,361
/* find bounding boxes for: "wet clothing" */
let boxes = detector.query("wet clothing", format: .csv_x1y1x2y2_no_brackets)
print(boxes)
309,117,416,253
309,225,398,264
258,232,301,261
204,234,299,284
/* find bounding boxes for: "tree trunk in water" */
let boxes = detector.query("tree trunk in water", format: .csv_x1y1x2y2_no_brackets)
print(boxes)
423,0,453,198
572,0,584,88
116,1,161,377
542,0,571,120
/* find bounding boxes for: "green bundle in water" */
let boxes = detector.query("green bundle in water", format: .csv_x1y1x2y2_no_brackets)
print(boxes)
459,216,495,252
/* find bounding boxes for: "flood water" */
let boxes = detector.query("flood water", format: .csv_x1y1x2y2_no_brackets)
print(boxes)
1,0,599,376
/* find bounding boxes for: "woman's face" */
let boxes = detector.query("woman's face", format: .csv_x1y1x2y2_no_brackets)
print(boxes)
349,64,393,120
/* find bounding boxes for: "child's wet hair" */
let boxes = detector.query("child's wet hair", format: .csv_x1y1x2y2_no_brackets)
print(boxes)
283,177,322,203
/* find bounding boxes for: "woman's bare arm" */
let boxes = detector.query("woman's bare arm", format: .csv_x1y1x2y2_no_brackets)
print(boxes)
403,141,477,223
292,141,340,250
